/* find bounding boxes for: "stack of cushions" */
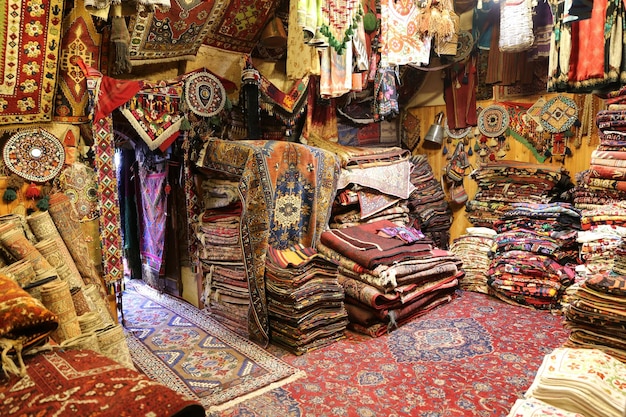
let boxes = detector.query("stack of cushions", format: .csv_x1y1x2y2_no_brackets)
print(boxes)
0,272,58,376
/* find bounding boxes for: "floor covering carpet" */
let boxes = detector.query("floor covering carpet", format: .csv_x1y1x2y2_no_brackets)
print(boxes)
124,283,569,416
123,281,306,413
210,290,569,417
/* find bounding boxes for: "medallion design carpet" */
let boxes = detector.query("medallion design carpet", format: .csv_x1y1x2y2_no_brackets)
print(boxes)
208,290,570,417
123,282,306,412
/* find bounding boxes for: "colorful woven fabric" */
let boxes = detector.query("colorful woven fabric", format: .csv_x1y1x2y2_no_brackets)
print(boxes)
0,0,64,125
478,104,510,137
92,116,125,285
0,273,58,356
2,129,65,182
379,0,432,66
0,349,205,417
538,95,579,133
201,0,275,53
120,84,184,152
53,0,102,123
138,168,167,273
196,139,340,346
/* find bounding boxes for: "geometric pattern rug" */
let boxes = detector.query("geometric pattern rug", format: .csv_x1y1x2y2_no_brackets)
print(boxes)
123,281,306,413
208,290,570,416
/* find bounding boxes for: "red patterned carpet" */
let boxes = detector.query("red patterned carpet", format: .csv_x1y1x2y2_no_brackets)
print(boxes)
207,290,569,417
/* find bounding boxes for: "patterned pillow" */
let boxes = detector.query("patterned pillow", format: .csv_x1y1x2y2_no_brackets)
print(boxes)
0,273,58,349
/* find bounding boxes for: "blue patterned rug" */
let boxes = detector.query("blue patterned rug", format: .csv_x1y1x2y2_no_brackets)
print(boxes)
123,281,305,413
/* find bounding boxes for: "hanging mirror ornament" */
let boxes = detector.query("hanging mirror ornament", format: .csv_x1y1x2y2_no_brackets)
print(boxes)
184,70,227,118
538,95,579,134
3,129,65,183
477,104,510,137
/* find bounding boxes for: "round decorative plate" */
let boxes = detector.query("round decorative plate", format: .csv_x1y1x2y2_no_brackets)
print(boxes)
184,71,227,118
538,95,579,133
477,104,510,137
3,129,65,182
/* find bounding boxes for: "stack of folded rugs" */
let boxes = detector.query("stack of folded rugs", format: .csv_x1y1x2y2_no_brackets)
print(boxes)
265,244,349,354
506,347,626,417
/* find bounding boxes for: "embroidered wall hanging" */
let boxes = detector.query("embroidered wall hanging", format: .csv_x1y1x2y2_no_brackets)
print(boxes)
58,162,100,222
379,0,432,67
3,130,65,182
477,104,510,137
538,95,579,133
54,0,102,123
120,85,184,152
0,0,64,125
202,0,275,53
183,71,227,118
128,0,218,65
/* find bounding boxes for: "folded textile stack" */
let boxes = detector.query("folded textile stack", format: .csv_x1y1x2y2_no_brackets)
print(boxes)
319,219,461,337
196,197,250,338
450,227,496,294
506,398,586,417
523,348,626,417
577,225,626,275
564,273,626,362
467,160,574,227
406,154,453,249
265,245,348,355
486,203,579,310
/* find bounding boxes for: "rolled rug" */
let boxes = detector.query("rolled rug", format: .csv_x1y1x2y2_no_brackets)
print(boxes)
40,279,82,343
96,324,135,370
83,283,115,325
78,311,105,334
0,228,56,279
60,331,101,353
35,238,84,290
27,211,86,290
1,259,36,287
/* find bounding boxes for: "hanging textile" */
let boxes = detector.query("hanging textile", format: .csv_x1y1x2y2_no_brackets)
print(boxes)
444,58,478,129
137,163,168,277
320,44,353,98
54,0,103,123
287,0,320,79
379,0,432,67
0,0,64,126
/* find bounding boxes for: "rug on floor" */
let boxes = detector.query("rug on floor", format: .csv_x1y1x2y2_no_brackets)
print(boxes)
210,290,570,417
123,281,306,413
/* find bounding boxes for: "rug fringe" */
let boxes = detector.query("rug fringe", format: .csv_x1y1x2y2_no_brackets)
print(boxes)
206,369,307,413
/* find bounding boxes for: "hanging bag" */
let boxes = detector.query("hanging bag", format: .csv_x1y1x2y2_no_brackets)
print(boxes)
445,142,468,183
499,0,534,52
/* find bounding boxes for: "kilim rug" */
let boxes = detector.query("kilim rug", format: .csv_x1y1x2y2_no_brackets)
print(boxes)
123,281,306,413
207,290,570,417
0,0,64,125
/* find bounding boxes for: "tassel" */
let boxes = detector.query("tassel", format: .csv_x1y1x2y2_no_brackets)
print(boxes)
36,196,50,211
180,117,191,131
25,183,41,199
111,15,132,75
3,189,17,202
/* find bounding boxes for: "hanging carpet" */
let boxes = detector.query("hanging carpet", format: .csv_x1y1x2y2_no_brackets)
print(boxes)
53,0,103,123
195,138,340,347
123,281,306,413
0,0,64,125
137,166,168,275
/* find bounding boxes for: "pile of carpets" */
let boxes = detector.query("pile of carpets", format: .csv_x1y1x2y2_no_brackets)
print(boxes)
486,202,579,310
318,219,461,337
195,177,250,337
512,348,626,417
264,245,348,355
406,154,453,249
449,227,496,294
467,160,574,227
576,203,626,275
0,206,131,370
563,272,626,362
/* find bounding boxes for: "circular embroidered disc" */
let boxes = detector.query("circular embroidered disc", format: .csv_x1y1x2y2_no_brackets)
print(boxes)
3,129,65,182
184,71,227,118
453,31,474,63
538,95,579,133
478,104,510,137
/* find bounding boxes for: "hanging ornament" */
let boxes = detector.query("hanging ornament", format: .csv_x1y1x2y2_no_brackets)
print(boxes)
25,183,41,199
467,146,473,156
442,145,449,156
